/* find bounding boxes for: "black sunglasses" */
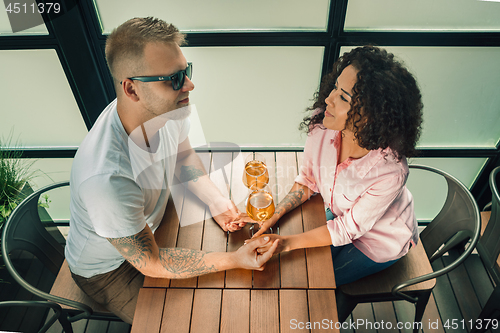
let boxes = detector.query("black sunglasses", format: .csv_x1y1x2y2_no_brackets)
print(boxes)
123,62,192,91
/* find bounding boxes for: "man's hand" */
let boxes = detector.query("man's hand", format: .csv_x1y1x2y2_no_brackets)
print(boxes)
232,236,280,271
209,197,251,232
245,234,287,255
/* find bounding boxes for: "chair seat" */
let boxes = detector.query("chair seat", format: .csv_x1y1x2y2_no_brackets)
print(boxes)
340,241,436,297
479,211,500,269
480,211,491,237
50,260,111,313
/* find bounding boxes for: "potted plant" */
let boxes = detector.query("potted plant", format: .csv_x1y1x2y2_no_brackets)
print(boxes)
0,135,44,284
0,136,39,228
0,135,54,287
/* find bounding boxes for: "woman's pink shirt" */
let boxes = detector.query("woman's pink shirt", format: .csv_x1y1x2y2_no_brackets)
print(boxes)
295,127,418,262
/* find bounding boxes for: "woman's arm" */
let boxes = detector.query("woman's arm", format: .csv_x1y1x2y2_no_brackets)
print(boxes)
285,225,332,251
250,225,332,255
251,182,315,238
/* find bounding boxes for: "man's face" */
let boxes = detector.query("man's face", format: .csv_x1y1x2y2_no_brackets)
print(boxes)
137,42,195,120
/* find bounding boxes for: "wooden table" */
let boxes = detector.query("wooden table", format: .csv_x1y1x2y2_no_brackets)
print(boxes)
131,152,339,333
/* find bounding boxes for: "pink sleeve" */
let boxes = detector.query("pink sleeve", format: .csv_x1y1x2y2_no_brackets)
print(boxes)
326,172,406,246
294,131,320,193
295,160,319,193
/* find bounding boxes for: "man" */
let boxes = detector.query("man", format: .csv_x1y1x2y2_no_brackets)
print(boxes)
65,17,278,324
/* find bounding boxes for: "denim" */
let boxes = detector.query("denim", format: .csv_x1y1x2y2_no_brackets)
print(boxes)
326,208,399,286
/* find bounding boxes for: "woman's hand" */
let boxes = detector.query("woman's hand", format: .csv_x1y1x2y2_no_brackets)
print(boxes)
245,234,288,255
251,182,313,238
251,214,280,238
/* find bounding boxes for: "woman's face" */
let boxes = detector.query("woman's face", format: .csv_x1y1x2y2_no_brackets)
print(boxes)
323,65,358,132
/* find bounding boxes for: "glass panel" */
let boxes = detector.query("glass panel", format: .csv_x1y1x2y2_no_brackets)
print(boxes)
0,50,88,148
0,1,48,35
94,0,330,33
407,157,487,222
21,157,488,224
345,0,500,32
340,46,500,149
182,46,324,148
27,158,73,222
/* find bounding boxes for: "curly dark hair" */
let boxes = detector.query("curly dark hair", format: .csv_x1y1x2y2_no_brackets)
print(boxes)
299,45,423,160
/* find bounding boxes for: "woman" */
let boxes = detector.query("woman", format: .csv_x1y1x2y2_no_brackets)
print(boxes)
251,45,423,286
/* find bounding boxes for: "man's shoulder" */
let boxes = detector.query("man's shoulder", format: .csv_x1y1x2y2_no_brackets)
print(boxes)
72,100,132,184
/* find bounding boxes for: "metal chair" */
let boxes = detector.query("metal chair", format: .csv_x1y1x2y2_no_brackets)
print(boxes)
1,181,121,333
472,166,500,333
336,164,481,333
0,301,62,332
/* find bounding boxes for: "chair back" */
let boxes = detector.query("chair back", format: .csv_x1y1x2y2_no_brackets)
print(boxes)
478,166,500,284
413,165,480,262
390,165,481,301
2,182,68,277
1,181,92,319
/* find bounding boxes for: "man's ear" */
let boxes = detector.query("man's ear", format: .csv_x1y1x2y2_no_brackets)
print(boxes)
121,79,140,102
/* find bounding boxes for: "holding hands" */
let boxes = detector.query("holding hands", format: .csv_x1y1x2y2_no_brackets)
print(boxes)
245,234,287,256
209,197,253,232
234,236,280,270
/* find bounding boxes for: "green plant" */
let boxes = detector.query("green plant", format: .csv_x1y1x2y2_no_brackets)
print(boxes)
38,194,51,209
0,134,38,227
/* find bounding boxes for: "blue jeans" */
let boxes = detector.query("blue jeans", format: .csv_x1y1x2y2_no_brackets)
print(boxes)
326,208,399,286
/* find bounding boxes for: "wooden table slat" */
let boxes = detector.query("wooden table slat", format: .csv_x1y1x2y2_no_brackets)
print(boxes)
278,206,308,289
145,195,181,288
198,152,232,288
225,224,254,288
190,289,222,333
308,290,338,332
306,247,336,289
169,214,203,288
160,288,194,333
297,151,304,175
250,290,279,333
131,288,166,333
225,152,255,288
154,195,181,249
302,190,336,289
221,289,250,333
276,152,308,289
170,153,211,288
231,151,252,216
280,289,309,333
253,152,280,288
275,152,300,202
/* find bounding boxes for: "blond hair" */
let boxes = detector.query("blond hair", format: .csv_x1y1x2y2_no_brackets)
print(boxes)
105,17,186,86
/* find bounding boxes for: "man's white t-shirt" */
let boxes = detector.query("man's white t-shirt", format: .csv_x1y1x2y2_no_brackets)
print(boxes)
65,99,190,278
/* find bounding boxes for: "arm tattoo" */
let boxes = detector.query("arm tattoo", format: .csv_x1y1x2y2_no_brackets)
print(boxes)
108,228,217,278
107,229,153,268
275,188,305,216
159,248,218,278
179,165,205,183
